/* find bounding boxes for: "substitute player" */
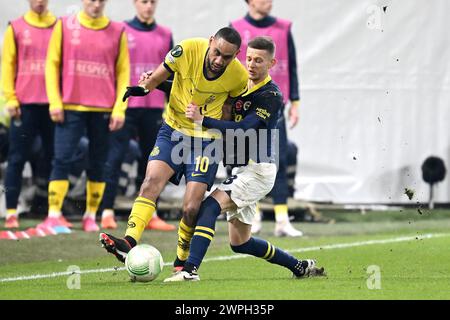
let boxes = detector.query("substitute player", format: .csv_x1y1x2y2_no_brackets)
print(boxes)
1,0,56,229
100,0,175,231
231,0,303,237
100,27,248,269
39,0,130,232
165,37,324,282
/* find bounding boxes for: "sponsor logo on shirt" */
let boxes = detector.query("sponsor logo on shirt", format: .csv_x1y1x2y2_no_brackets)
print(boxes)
256,107,271,120
17,60,46,75
68,60,113,79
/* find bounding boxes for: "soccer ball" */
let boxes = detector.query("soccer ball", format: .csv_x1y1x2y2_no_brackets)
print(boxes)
125,244,164,282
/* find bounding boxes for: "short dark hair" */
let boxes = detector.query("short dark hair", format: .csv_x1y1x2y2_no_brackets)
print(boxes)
214,27,242,49
248,36,276,57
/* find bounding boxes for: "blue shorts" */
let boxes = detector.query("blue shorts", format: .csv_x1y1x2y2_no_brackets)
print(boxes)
148,122,219,190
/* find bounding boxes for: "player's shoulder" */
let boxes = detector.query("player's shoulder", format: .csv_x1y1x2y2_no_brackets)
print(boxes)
226,58,248,78
257,81,283,101
230,57,247,70
251,81,284,111
221,59,247,94
230,17,245,26
109,20,126,33
9,16,23,26
155,23,172,36
169,38,207,61
274,17,292,28
166,38,206,64
179,37,208,51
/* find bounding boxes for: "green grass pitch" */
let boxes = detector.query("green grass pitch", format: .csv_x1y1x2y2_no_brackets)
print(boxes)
1,209,450,300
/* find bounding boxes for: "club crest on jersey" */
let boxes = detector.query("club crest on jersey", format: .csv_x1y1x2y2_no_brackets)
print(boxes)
205,95,216,105
235,100,243,111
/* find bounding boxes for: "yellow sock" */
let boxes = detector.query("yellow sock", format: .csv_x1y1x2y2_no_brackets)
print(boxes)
85,180,106,217
274,204,289,223
125,196,156,242
177,219,195,262
48,180,69,213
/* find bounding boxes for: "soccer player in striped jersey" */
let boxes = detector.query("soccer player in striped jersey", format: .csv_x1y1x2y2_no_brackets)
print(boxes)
232,0,303,237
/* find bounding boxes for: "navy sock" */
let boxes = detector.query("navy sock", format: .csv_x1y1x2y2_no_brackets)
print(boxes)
184,197,221,270
230,237,305,276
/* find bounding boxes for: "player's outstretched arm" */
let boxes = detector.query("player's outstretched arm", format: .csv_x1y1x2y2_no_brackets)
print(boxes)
139,63,171,91
122,63,171,102
186,103,262,132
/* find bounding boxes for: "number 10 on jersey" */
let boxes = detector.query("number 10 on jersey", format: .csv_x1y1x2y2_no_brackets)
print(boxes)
195,156,210,173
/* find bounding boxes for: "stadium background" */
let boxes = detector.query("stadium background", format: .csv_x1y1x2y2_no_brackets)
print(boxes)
0,0,449,205
1,1,450,303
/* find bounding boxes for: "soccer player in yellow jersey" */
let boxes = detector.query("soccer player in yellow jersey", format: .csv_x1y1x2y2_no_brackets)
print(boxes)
100,27,248,271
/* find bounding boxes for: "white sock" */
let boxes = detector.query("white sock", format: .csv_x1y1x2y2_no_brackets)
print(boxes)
253,210,262,222
275,212,289,223
102,209,115,219
83,211,96,220
48,210,62,218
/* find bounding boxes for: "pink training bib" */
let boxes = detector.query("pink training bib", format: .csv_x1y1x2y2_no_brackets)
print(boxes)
125,23,172,109
232,17,292,104
61,16,124,108
11,17,55,104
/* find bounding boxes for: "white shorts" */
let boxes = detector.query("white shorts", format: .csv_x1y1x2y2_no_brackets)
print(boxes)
218,162,277,225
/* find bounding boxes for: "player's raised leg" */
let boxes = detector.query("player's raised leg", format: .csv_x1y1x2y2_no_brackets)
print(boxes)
165,164,325,282
228,218,324,278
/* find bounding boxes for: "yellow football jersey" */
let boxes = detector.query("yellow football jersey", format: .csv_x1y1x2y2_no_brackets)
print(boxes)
163,38,248,138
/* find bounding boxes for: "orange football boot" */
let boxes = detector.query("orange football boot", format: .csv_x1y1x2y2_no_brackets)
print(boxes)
146,215,176,231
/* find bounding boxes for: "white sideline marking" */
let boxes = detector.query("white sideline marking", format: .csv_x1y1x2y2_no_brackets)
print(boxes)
1,233,448,283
